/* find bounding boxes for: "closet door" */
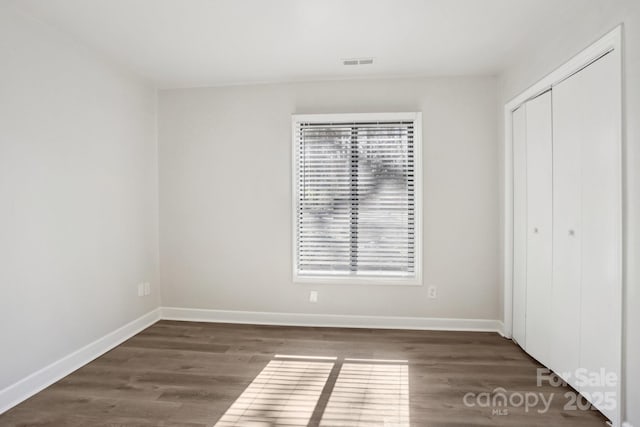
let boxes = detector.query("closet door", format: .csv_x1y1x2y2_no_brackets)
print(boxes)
524,91,553,366
552,50,621,423
511,106,527,347
551,80,582,388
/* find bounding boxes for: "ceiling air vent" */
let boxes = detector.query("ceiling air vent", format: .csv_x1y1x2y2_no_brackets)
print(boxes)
343,57,374,66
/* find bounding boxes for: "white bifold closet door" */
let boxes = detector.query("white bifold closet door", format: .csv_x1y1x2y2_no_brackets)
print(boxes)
513,91,553,363
524,91,553,367
511,92,553,361
511,106,527,347
551,50,621,423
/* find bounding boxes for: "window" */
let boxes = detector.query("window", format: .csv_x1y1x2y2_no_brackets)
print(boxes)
292,113,422,284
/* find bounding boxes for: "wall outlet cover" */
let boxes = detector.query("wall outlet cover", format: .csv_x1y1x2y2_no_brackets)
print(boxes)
427,286,437,299
309,291,318,303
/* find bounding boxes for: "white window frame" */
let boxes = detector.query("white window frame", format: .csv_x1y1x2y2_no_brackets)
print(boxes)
291,112,423,286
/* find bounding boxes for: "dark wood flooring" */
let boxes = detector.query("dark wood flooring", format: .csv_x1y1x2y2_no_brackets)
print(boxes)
0,320,608,426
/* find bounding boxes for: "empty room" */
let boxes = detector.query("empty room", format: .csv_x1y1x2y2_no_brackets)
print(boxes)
0,0,638,426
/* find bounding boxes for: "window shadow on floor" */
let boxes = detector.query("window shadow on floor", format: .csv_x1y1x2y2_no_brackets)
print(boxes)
214,355,409,427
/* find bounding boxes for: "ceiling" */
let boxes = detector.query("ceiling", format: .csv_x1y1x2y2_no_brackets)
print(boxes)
11,0,595,89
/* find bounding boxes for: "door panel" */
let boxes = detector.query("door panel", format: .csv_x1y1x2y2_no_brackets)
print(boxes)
524,91,553,366
553,51,621,423
512,106,527,347
551,80,582,390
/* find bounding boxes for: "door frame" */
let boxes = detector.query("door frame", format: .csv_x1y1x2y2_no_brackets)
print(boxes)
502,24,623,423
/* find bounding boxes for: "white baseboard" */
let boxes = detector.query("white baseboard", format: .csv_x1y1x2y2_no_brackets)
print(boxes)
0,308,160,415
622,422,634,427
160,306,504,333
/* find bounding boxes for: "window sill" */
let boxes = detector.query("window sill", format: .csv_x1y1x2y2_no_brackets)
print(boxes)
293,274,422,287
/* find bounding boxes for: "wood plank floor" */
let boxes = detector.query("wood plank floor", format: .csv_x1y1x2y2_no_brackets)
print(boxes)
0,321,608,426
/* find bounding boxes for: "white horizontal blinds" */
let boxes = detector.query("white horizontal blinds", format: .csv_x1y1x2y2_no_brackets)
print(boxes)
297,124,352,274
355,123,415,275
296,120,415,277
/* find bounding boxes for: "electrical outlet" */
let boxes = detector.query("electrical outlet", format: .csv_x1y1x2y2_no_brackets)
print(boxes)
137,283,144,297
427,286,437,299
144,282,151,295
309,290,318,303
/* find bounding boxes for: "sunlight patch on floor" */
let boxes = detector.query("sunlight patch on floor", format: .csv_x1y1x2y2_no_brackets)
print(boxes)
214,356,334,426
319,359,409,427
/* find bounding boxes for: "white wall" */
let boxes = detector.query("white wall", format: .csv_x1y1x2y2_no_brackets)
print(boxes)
0,4,159,391
498,0,640,424
158,76,499,320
